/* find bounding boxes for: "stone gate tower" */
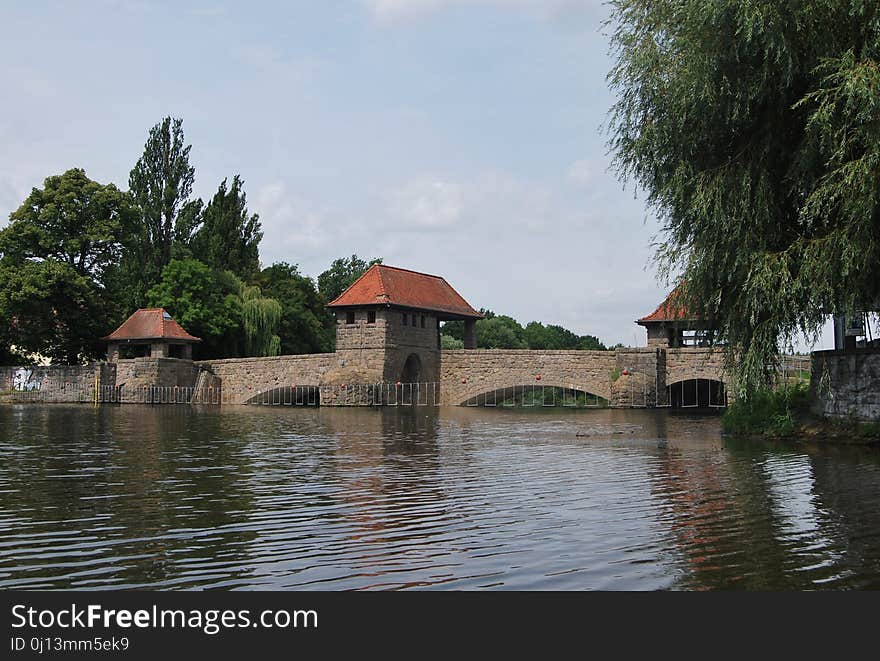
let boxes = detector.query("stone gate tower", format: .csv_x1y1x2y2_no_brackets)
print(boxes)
327,264,482,384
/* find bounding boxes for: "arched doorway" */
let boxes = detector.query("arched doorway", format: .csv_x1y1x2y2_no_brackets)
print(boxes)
400,354,422,383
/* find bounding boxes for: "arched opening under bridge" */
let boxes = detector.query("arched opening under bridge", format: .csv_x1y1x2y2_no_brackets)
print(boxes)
245,385,320,406
461,385,609,408
667,379,726,409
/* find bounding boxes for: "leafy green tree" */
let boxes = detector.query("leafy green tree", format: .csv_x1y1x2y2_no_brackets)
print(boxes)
256,262,334,353
440,320,464,341
190,176,262,279
476,315,526,349
0,169,135,363
317,255,382,303
0,259,108,364
444,312,606,350
146,259,242,359
607,0,880,393
147,259,285,359
578,334,606,351
239,284,281,357
524,322,608,350
128,117,196,302
440,334,464,349
0,169,135,285
524,322,576,349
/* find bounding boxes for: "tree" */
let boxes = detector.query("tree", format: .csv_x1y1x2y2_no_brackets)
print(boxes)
578,334,606,351
239,284,281,357
256,262,334,354
190,176,262,279
146,259,242,359
0,260,108,364
444,311,607,350
0,169,134,285
317,255,382,303
440,334,464,349
128,116,196,300
476,315,526,349
0,169,135,363
146,259,285,359
607,1,880,394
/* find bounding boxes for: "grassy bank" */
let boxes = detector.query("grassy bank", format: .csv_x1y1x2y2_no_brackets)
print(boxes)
722,382,880,443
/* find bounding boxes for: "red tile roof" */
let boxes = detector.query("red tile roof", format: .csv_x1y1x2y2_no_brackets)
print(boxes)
328,265,482,319
637,286,694,323
103,308,201,342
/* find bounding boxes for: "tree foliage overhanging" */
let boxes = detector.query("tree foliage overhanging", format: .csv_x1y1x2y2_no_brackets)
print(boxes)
607,0,880,394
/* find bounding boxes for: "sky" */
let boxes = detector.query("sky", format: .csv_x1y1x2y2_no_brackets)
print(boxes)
0,0,833,349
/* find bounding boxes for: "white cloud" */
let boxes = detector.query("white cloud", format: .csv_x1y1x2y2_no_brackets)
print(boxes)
384,176,463,230
254,183,337,256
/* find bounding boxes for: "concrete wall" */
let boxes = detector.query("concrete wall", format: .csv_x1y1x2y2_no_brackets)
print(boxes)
811,349,880,421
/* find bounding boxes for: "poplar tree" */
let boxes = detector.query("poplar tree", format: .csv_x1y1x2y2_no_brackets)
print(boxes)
128,117,196,301
190,175,262,280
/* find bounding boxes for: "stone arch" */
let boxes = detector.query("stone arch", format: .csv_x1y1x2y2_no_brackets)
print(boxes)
244,385,321,406
666,378,727,408
665,365,726,387
455,381,612,407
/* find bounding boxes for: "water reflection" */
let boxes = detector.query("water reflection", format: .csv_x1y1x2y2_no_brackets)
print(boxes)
1,405,879,589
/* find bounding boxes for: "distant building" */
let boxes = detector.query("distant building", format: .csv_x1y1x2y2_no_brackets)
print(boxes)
327,264,482,383
636,287,719,348
104,308,201,361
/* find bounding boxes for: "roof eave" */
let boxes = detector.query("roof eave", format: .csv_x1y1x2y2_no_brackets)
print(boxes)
103,335,202,343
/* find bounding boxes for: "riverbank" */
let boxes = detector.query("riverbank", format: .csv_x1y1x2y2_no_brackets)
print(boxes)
784,415,880,445
722,383,880,445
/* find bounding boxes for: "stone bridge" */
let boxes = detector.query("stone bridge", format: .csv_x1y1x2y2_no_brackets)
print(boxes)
198,346,730,407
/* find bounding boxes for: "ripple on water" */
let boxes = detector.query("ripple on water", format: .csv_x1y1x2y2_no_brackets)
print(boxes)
1,405,880,590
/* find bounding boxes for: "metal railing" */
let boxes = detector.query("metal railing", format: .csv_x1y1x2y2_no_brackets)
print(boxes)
244,382,442,407
774,354,812,386
0,368,223,405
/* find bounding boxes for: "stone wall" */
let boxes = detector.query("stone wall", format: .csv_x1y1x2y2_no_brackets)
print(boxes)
115,357,198,392
440,349,612,405
0,363,111,403
333,307,440,384
2,345,738,407
438,347,731,407
198,353,335,404
665,348,727,386
810,349,880,421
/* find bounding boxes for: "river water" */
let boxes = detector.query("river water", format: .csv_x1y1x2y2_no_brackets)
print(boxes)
1,404,879,590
